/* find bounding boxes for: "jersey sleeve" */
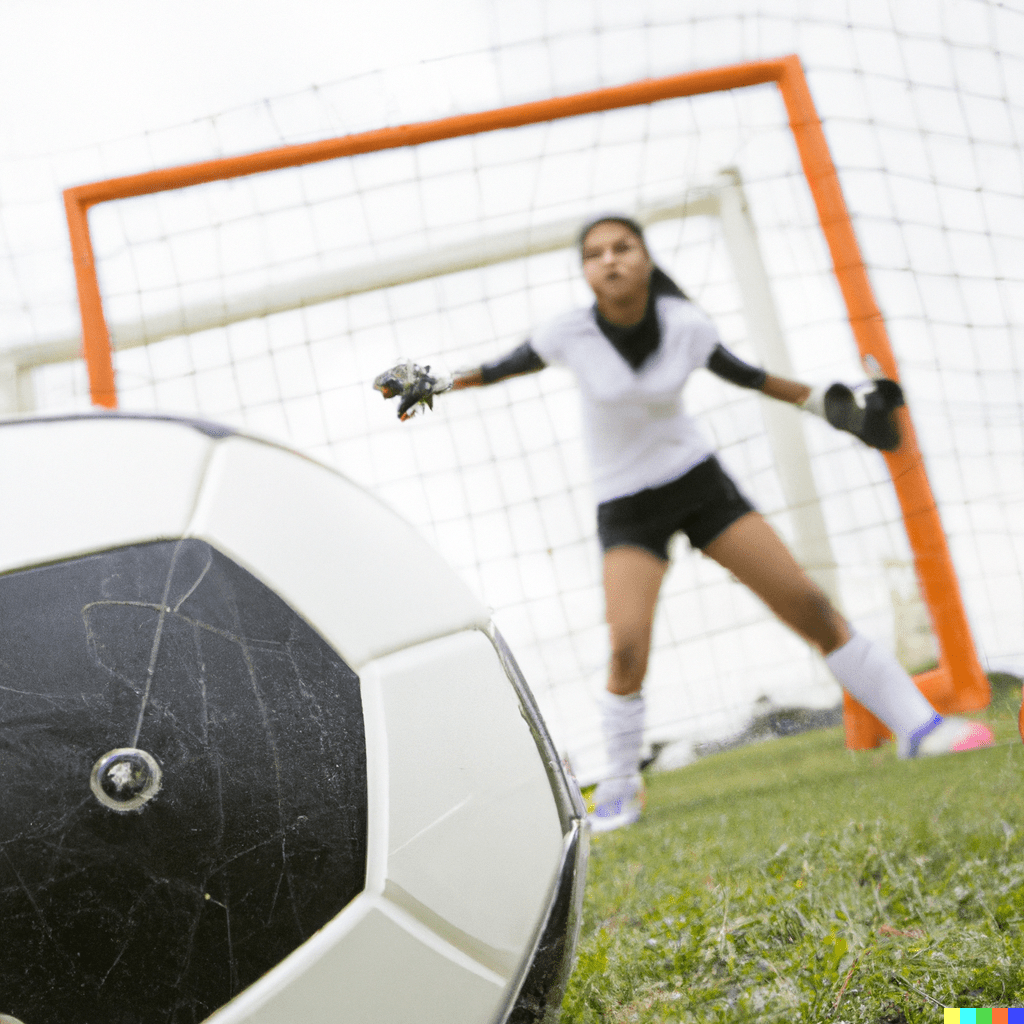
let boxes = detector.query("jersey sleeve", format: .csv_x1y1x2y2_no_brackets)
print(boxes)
706,343,768,390
527,309,584,366
480,341,546,384
658,294,721,372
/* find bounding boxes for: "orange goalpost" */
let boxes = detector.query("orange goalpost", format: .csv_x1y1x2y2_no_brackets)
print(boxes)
62,54,989,748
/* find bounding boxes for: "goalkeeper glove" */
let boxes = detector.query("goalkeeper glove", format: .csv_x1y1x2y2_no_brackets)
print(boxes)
801,378,904,451
373,360,453,420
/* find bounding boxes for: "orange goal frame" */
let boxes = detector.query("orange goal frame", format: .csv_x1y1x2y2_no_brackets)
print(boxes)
62,54,990,747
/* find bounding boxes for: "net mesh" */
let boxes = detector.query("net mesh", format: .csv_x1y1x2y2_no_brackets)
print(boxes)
5,1,1023,776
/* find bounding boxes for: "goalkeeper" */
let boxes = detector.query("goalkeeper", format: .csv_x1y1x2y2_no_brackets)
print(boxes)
447,214,992,833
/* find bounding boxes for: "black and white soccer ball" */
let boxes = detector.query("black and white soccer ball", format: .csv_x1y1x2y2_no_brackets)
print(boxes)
0,412,587,1024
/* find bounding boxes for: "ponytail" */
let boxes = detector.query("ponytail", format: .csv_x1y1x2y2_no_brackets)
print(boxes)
650,265,687,301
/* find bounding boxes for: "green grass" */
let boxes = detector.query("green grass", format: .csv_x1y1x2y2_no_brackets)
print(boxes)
561,675,1024,1023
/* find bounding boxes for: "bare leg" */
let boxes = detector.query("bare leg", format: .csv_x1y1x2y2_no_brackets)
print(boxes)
591,545,663,830
702,511,850,655
596,512,991,763
603,545,669,695
702,510,984,751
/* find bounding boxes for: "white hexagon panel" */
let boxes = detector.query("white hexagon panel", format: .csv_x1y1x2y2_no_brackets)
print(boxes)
0,412,588,1024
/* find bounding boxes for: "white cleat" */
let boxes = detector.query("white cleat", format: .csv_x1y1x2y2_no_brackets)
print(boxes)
897,713,994,759
587,774,646,833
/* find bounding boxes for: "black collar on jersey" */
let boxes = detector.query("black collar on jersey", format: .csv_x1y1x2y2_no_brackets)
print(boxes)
593,267,687,371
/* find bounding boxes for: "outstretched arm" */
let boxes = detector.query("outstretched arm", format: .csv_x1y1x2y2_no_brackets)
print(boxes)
375,342,547,419
453,341,546,389
451,368,484,390
760,373,812,407
706,343,809,404
706,343,903,451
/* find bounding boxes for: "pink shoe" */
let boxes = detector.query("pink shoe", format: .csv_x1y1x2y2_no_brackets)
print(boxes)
948,721,996,752
898,714,994,758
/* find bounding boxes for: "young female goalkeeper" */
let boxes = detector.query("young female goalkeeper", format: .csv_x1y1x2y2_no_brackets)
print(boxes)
450,215,993,833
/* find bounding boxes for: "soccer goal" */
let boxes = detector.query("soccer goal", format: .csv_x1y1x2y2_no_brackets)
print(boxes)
54,55,987,775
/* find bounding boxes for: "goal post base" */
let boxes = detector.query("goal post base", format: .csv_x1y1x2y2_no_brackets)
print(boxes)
842,667,991,750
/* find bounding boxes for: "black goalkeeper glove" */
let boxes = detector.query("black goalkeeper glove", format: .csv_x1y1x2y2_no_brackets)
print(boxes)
801,378,905,451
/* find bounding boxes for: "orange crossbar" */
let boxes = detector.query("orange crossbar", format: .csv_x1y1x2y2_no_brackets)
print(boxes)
63,54,988,745
64,57,790,410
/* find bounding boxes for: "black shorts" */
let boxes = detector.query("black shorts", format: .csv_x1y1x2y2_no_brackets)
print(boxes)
596,456,755,561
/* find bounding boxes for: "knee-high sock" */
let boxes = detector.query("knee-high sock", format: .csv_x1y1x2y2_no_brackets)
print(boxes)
824,632,936,739
600,689,645,780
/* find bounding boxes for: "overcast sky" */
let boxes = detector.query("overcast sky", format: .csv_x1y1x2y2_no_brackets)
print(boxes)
0,0,489,158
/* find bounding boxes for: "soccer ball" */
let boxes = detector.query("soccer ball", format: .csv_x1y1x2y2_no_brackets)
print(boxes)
0,412,587,1024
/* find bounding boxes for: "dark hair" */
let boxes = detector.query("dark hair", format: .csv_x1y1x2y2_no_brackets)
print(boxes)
579,213,687,300
578,213,646,252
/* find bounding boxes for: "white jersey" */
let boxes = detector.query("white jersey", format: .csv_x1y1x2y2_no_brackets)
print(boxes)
529,293,720,503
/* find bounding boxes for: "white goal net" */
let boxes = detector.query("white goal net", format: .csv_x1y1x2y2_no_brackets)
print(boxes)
5,3,1022,780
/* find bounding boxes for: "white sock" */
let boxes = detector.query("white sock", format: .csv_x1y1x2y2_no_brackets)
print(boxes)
599,689,645,782
825,632,937,740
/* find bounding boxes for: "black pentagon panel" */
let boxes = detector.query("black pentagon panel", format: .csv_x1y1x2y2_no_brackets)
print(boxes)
0,539,367,1024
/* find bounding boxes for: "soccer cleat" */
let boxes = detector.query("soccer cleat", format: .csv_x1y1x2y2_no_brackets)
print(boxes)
587,774,646,833
897,713,994,759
